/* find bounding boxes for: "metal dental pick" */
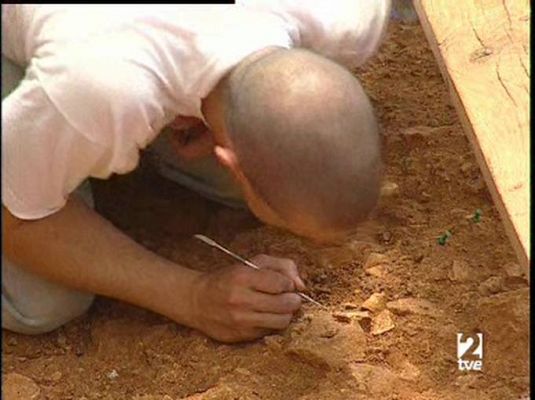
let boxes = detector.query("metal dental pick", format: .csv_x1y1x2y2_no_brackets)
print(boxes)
194,234,326,309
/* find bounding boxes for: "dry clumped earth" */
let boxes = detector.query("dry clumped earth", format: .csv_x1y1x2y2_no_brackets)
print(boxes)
2,22,530,400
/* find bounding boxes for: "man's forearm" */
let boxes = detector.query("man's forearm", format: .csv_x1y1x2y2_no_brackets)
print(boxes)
2,196,202,327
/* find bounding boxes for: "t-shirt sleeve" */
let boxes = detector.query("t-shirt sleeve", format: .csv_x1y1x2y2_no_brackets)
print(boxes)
2,59,162,220
243,0,392,68
2,75,108,219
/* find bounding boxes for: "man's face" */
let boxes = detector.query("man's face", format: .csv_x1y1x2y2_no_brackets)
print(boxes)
236,174,346,244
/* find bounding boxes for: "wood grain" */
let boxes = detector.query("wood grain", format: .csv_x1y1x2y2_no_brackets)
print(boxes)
413,0,530,271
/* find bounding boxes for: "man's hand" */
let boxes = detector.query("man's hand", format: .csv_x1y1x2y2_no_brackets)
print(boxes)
3,196,306,344
189,255,306,343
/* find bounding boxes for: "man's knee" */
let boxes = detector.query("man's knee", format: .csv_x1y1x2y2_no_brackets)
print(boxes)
2,180,96,335
2,258,95,335
2,291,94,335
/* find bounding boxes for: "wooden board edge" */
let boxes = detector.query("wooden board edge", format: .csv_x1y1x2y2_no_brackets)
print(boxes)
412,0,530,276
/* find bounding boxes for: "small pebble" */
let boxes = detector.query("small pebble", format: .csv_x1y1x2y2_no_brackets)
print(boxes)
312,273,327,284
57,334,67,348
382,231,393,243
420,192,432,203
448,260,472,282
365,253,389,269
414,254,424,263
264,335,284,350
504,262,524,278
460,161,473,175
332,310,370,323
381,182,400,197
332,312,352,323
107,369,119,380
365,265,388,279
397,360,421,382
361,293,387,313
235,368,251,376
50,371,62,382
371,310,395,335
478,276,503,295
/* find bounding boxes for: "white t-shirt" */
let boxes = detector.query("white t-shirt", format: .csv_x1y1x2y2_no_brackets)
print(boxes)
2,1,391,220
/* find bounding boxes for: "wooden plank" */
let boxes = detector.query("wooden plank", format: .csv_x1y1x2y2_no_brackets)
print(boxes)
413,0,530,272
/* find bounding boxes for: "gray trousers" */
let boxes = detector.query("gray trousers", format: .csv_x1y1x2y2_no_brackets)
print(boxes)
2,182,96,335
2,55,95,334
2,54,244,334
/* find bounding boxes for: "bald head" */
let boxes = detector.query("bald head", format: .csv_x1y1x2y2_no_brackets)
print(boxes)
222,48,382,234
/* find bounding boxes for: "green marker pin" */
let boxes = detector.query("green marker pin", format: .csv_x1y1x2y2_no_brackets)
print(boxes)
437,230,452,246
472,209,482,223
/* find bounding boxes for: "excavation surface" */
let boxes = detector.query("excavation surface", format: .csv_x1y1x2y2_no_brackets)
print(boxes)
2,23,529,400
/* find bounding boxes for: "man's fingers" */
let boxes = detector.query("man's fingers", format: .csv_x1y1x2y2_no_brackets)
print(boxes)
246,291,302,314
247,269,294,294
250,255,307,291
242,312,293,331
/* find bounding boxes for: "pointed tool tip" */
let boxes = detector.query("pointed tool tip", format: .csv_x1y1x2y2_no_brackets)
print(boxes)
194,234,218,247
193,234,208,242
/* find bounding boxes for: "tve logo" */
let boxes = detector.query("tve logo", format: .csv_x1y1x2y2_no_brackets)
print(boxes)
457,333,483,371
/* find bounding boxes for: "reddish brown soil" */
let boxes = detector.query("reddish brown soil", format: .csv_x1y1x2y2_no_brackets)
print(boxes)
2,22,530,400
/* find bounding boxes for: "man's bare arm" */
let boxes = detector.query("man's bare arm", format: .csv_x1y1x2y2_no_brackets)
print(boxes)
2,196,201,327
2,196,304,342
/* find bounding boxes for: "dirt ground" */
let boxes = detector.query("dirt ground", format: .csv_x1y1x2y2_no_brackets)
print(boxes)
2,22,530,400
